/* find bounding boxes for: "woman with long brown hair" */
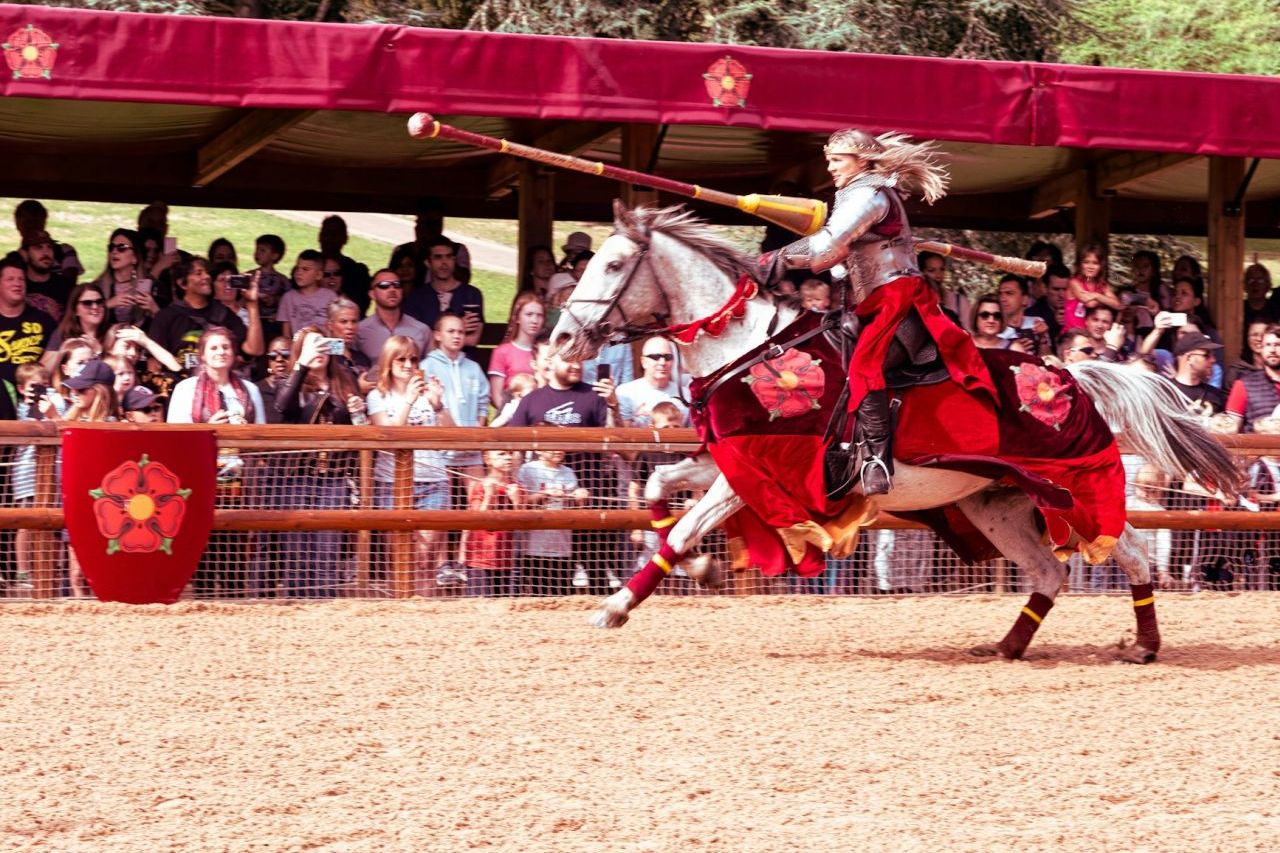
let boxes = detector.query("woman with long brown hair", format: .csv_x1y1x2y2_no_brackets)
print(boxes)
487,291,545,407
40,284,108,370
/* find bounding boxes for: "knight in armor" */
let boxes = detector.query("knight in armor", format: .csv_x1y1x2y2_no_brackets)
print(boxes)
766,129,992,495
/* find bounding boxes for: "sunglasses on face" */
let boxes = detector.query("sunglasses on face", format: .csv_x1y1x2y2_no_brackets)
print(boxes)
79,298,105,308
323,271,341,278
267,351,290,361
977,311,1002,320
644,353,674,361
374,281,403,290
1069,345,1095,355
108,243,132,253
143,404,165,414
393,356,418,364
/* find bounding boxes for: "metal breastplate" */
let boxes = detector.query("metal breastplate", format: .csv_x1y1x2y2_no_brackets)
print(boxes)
845,188,919,298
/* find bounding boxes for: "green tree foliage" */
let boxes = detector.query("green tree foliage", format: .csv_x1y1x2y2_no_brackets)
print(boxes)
1060,0,1280,75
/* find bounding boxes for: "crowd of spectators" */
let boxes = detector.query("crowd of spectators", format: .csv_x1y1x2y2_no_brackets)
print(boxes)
3,197,1277,598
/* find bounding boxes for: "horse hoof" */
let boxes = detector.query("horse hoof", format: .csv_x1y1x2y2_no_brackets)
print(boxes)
969,643,1001,657
590,590,634,629
685,553,725,590
1117,645,1157,665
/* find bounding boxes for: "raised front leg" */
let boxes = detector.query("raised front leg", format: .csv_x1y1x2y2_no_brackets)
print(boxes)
644,453,722,547
957,490,1069,660
593,473,743,628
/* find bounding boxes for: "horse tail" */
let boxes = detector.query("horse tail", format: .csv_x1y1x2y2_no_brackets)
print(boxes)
1065,360,1242,500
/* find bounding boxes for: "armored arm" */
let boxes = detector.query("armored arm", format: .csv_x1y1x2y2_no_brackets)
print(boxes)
778,186,888,273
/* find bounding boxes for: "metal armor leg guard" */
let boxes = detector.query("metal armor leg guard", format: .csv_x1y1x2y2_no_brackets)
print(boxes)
856,390,893,496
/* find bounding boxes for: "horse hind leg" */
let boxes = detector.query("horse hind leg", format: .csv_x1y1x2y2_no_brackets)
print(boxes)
957,490,1069,660
1111,523,1160,664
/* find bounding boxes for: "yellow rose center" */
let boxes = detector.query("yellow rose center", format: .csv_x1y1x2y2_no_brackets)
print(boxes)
127,493,156,522
1036,382,1055,403
721,75,736,92
776,370,799,390
22,45,39,62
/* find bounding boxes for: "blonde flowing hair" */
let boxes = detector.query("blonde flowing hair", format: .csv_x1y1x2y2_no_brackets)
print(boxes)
824,129,949,204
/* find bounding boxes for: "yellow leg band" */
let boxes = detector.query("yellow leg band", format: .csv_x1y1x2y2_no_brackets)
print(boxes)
653,554,674,574
651,516,676,529
1133,596,1155,608
1021,606,1044,624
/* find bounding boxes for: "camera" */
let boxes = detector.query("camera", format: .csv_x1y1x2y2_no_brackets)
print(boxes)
321,337,346,356
227,273,252,291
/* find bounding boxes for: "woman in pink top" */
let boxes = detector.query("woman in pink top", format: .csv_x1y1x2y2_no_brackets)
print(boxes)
1064,242,1121,330
487,292,545,407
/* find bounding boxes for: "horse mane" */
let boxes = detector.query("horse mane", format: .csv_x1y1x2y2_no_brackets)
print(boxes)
613,203,760,286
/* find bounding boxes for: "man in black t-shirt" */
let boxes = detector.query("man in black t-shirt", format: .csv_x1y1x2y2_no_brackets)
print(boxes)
508,352,619,594
0,257,54,386
150,258,263,374
1171,332,1225,416
17,231,73,322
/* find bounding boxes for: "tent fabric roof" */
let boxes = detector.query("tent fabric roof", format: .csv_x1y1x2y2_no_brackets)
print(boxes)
1,5,1278,233
5,4,1280,158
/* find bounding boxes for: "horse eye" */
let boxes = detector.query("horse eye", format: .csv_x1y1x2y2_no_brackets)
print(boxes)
606,260,623,274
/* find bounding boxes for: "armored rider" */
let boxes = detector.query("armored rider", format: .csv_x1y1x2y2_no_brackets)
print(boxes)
768,129,993,495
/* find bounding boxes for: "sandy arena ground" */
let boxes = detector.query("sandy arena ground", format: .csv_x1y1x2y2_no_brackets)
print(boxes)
2,593,1279,852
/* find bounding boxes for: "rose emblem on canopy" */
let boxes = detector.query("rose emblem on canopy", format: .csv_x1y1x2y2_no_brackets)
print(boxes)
703,55,752,108
743,348,824,420
1010,362,1072,431
90,455,192,555
3,25,59,80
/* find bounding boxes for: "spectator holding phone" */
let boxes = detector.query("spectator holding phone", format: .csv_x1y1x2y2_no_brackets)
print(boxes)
94,228,159,325
403,237,485,350
150,258,264,375
995,274,1049,356
211,261,252,329
324,296,372,377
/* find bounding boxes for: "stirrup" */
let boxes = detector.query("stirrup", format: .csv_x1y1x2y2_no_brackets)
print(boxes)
859,452,892,496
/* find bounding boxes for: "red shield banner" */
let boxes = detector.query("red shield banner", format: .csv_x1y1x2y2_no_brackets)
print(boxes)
61,427,217,604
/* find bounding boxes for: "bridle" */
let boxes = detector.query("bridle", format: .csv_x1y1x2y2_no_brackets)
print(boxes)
559,232,676,347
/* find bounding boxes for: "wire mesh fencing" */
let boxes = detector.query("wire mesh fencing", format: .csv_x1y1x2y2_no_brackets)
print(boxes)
2,424,1279,601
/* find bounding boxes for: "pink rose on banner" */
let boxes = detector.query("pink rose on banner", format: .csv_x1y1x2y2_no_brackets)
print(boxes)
90,455,192,555
743,348,825,420
1011,362,1072,431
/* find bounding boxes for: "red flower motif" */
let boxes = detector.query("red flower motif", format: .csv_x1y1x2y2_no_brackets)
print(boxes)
4,25,59,80
703,56,752,108
743,348,825,420
1011,363,1072,431
90,455,191,555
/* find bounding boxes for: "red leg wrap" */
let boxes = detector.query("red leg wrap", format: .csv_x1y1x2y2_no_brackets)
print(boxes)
1130,582,1160,653
997,592,1055,659
648,499,675,546
625,543,681,606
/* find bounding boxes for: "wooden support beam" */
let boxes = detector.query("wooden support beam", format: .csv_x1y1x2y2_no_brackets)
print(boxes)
1030,151,1197,218
1074,167,1112,256
485,122,619,199
517,160,555,284
194,109,314,186
620,123,660,209
1209,156,1246,364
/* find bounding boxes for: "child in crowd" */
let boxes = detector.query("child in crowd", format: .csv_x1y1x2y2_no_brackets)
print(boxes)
13,364,64,597
488,372,537,428
516,449,589,596
1064,242,1120,331
1130,463,1174,589
103,353,137,398
461,449,523,597
799,277,832,312
627,402,693,585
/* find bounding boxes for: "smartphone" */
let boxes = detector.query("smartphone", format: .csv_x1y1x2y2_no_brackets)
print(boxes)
227,273,252,291
163,236,178,255
183,351,200,371
322,337,346,356
27,383,47,420
596,363,611,382
1165,312,1188,326
133,278,153,298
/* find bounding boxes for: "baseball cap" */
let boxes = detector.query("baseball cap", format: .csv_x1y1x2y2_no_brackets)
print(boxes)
21,230,53,250
122,386,165,412
561,232,591,257
1172,333,1224,357
63,359,116,391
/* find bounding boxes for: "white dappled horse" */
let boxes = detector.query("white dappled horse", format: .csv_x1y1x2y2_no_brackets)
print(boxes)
550,203,1240,662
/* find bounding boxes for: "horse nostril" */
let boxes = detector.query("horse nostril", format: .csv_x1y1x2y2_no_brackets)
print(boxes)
553,332,572,348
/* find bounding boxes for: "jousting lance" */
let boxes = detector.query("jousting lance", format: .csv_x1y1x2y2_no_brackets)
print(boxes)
407,113,1046,279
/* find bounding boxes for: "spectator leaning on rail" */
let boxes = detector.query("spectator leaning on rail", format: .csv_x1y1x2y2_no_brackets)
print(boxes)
151,259,264,376
367,334,455,593
273,325,365,598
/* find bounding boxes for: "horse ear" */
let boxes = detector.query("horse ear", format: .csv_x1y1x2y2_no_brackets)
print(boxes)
612,199,632,230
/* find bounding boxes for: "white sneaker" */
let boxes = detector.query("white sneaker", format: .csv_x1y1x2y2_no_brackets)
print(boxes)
436,565,467,587
572,566,590,588
606,571,623,590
